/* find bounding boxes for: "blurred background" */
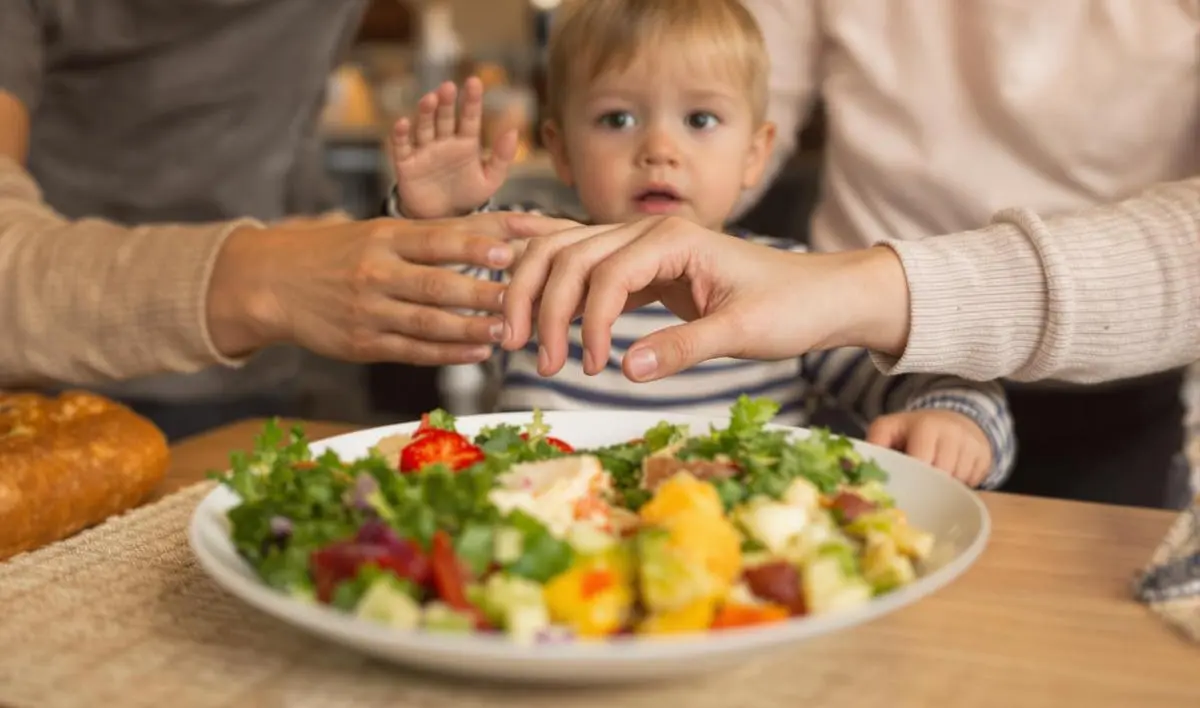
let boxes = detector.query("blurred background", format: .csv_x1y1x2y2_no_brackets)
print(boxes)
306,0,827,428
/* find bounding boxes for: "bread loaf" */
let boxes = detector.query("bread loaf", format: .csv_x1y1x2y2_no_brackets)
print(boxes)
0,391,169,560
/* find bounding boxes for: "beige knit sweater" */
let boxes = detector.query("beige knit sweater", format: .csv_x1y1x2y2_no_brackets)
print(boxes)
877,177,1200,384
1,158,1197,388
0,157,247,388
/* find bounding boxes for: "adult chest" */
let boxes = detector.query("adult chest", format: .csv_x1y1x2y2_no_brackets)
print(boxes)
27,0,369,220
816,0,1199,209
34,0,364,113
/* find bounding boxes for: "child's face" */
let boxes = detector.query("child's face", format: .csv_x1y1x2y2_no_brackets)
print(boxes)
544,50,775,230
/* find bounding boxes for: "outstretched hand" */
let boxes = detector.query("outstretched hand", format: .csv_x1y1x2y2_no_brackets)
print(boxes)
390,77,518,219
496,214,912,381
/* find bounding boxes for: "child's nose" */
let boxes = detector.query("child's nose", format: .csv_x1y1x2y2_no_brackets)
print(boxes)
637,129,680,167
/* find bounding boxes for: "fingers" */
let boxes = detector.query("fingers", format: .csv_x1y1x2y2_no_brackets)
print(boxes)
406,80,473,152
391,118,414,162
458,76,484,138
433,81,458,139
503,212,588,239
872,412,992,487
501,223,617,352
961,450,988,488
904,422,939,466
368,296,504,345
387,220,515,269
962,443,993,488
574,219,695,372
385,264,509,313
421,211,566,245
866,415,908,450
930,435,962,477
414,90,439,147
536,225,644,374
486,128,519,184
623,314,738,381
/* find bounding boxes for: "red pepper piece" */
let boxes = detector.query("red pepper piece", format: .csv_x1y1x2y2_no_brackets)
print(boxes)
429,530,492,630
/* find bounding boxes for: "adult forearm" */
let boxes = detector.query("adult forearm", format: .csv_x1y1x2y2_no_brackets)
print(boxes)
870,177,1200,384
0,157,257,386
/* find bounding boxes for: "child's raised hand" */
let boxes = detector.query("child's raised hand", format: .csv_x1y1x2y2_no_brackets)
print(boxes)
390,77,518,219
865,410,993,487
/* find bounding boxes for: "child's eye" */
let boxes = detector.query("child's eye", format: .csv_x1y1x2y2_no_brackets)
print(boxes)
597,111,637,130
686,112,720,130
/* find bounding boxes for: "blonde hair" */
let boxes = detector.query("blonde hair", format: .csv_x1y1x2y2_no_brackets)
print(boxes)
545,0,770,124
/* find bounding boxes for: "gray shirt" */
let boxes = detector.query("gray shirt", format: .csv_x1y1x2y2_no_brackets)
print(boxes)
0,0,369,401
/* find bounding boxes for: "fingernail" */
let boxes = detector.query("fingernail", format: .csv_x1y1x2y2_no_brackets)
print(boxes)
501,321,513,344
537,345,550,373
489,322,505,342
468,346,493,362
488,246,512,267
582,349,595,374
627,348,658,380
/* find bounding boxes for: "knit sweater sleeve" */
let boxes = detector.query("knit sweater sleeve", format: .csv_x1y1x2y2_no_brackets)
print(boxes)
0,156,255,387
873,177,1200,384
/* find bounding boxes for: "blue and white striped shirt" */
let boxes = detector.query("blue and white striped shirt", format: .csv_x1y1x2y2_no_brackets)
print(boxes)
386,193,1016,488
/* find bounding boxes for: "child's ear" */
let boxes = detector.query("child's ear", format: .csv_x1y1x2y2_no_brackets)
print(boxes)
742,120,777,189
542,119,575,186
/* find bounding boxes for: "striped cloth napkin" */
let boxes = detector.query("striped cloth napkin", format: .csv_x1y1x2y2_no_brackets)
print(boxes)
1134,493,1200,642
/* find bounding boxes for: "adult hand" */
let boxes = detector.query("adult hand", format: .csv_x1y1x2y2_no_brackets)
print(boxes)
208,213,523,366
500,215,912,381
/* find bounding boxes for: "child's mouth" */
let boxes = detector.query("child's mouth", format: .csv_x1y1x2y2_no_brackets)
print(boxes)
633,187,685,214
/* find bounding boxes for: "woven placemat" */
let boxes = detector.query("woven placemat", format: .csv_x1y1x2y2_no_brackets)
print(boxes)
4,479,1195,708
0,483,761,708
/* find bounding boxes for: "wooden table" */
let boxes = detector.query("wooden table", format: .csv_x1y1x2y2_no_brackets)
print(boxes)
161,419,1200,708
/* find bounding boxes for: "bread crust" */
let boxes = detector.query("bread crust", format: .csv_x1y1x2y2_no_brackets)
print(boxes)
0,391,169,560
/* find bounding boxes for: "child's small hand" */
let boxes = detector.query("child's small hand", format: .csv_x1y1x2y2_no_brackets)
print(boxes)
865,410,993,487
390,77,518,219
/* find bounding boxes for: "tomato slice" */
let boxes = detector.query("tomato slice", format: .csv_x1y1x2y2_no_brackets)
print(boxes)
429,530,492,630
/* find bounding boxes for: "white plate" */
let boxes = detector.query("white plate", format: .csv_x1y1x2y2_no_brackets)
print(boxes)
189,410,990,685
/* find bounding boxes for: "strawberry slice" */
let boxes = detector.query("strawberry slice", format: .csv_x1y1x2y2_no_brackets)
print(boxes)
399,428,485,473
413,412,439,438
520,433,574,453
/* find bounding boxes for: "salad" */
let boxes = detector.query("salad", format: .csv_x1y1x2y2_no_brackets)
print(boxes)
213,397,934,643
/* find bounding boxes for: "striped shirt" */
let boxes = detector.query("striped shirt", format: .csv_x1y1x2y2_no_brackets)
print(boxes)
386,193,1017,488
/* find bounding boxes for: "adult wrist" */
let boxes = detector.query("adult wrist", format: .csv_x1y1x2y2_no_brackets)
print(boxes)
828,246,912,356
206,225,288,358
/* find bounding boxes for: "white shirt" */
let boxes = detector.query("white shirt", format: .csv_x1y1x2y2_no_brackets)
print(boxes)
741,0,1200,253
